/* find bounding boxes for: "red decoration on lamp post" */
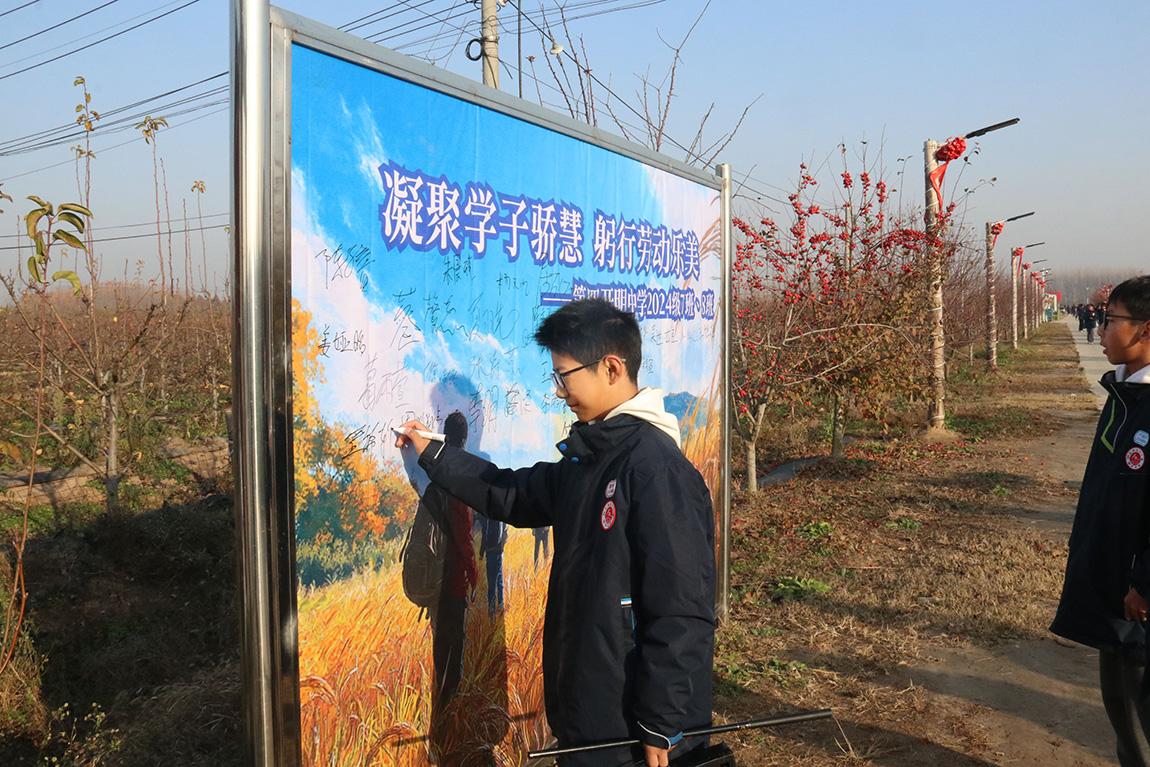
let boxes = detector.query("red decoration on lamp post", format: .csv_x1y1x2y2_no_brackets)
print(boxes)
929,136,968,213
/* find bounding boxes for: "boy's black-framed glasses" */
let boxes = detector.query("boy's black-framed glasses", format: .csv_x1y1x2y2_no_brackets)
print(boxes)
550,356,626,392
1102,313,1149,328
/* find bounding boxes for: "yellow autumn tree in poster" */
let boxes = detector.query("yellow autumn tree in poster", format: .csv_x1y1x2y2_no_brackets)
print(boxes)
291,300,551,766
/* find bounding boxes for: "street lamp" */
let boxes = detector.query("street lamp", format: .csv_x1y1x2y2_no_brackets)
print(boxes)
1011,245,1045,344
1027,260,1050,329
1037,267,1054,321
923,117,1019,431
984,211,1034,371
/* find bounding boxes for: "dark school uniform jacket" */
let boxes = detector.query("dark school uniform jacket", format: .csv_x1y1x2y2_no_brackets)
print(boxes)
1051,371,1150,658
418,413,715,764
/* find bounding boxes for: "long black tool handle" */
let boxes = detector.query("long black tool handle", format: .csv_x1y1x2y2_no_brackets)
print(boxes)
527,708,833,759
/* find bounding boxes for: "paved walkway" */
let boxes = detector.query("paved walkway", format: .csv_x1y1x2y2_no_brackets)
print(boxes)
1062,314,1110,406
904,316,1122,766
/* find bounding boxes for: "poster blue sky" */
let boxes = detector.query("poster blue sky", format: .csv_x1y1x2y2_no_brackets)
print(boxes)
289,43,723,473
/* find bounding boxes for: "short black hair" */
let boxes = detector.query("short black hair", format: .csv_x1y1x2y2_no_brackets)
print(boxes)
1108,276,1150,321
444,410,468,448
533,298,642,382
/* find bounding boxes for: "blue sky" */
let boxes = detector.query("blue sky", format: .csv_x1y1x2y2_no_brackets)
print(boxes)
0,0,1146,295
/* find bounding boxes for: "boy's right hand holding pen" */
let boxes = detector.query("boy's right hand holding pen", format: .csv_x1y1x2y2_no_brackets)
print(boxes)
393,420,440,454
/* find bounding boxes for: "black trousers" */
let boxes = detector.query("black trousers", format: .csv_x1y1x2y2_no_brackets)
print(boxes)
1100,648,1150,767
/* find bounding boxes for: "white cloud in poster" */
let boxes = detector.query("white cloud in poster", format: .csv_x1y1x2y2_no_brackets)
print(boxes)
292,167,555,469
340,95,389,198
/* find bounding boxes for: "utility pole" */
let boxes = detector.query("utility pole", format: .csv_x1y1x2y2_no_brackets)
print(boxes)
517,0,523,98
1011,243,1044,348
923,139,946,431
1025,270,1035,342
989,212,1034,366
920,119,1017,429
1011,248,1020,349
985,223,998,370
481,0,500,89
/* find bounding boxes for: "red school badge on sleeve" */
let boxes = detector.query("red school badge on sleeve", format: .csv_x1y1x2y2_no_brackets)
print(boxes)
1128,447,1146,471
601,500,617,530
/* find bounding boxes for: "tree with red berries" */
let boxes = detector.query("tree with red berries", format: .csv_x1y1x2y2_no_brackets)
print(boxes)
732,153,933,490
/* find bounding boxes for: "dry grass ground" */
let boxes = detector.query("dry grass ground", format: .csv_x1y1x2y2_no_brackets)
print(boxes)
716,321,1095,765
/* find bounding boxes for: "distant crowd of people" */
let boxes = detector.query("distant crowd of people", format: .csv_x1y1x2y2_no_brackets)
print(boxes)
1072,302,1107,343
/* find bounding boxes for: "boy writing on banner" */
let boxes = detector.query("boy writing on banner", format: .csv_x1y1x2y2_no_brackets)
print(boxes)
1052,275,1150,766
397,298,715,767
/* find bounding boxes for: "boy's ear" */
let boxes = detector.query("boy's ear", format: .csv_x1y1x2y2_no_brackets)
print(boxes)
604,354,628,383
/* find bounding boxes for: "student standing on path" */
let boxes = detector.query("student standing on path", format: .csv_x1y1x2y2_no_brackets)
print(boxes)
397,298,715,767
1051,276,1150,767
1084,304,1099,344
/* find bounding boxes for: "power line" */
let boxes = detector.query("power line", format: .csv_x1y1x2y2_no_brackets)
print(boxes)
0,104,228,182
0,0,188,68
340,0,441,34
363,2,475,45
0,72,226,155
0,88,227,157
0,2,663,159
0,0,201,83
418,0,467,63
0,0,40,20
2,1,696,183
503,0,706,165
0,222,228,252
370,0,666,144
0,0,123,53
0,211,229,240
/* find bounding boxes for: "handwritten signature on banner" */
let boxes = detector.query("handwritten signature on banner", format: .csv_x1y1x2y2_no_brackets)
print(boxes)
315,243,374,285
377,160,704,283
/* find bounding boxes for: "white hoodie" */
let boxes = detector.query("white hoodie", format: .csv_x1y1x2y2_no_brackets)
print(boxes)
1117,363,1150,384
602,386,683,449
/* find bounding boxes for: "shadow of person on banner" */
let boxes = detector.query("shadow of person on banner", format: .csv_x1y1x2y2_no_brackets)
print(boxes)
426,374,511,766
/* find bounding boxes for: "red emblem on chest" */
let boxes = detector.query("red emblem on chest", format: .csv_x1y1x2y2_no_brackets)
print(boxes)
1128,447,1146,471
601,500,617,530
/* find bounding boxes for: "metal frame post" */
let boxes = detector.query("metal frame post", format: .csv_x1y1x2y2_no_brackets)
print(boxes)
717,163,732,625
232,2,296,766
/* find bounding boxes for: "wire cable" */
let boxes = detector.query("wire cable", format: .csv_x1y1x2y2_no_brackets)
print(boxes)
0,0,188,68
0,0,123,53
0,0,201,83
0,222,229,252
340,0,441,34
0,0,40,20
0,71,226,156
0,211,229,240
503,0,705,164
0,104,227,183
0,87,227,156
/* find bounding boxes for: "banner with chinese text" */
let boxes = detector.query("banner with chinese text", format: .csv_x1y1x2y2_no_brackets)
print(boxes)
289,41,723,767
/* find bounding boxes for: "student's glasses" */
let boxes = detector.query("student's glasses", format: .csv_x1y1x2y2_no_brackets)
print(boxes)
550,357,625,392
1102,313,1149,328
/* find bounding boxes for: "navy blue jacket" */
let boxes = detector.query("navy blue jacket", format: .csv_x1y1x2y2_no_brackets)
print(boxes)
419,414,715,765
1051,372,1150,658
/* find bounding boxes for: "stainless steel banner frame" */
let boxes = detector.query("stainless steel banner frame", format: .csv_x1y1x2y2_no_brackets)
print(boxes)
717,162,733,625
234,4,735,763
